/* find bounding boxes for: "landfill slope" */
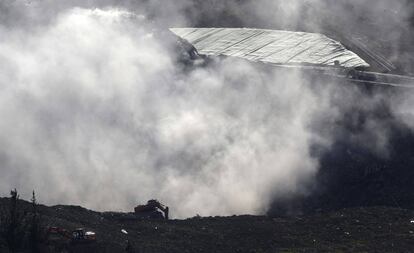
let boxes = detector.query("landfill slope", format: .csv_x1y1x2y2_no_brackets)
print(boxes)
1,198,414,253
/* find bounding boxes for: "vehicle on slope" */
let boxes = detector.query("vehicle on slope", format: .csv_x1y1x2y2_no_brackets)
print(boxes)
46,226,96,245
134,199,169,220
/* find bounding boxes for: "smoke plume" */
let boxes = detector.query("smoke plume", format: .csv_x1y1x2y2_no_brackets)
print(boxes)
0,0,413,218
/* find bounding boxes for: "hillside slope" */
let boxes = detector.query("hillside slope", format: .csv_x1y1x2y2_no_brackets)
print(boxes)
1,198,414,252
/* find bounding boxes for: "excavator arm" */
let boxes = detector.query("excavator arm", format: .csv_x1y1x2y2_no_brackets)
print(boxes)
153,201,169,220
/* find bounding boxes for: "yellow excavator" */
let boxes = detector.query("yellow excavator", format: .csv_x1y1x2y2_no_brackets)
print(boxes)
134,200,169,220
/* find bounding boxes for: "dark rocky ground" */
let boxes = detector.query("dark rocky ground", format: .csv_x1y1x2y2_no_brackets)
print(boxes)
1,197,414,253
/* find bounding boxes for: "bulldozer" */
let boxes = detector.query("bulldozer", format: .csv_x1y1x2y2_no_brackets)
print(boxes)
134,200,169,220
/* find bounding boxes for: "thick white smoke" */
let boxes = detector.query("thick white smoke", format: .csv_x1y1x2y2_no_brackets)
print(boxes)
0,1,413,218
0,7,339,217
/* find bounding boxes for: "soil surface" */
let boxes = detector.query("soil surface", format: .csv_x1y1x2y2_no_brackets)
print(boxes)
1,198,414,253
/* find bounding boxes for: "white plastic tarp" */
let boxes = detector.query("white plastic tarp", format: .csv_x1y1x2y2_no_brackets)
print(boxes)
170,28,369,69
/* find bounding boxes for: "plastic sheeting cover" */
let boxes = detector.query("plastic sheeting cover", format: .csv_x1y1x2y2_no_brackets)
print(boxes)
170,28,369,69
